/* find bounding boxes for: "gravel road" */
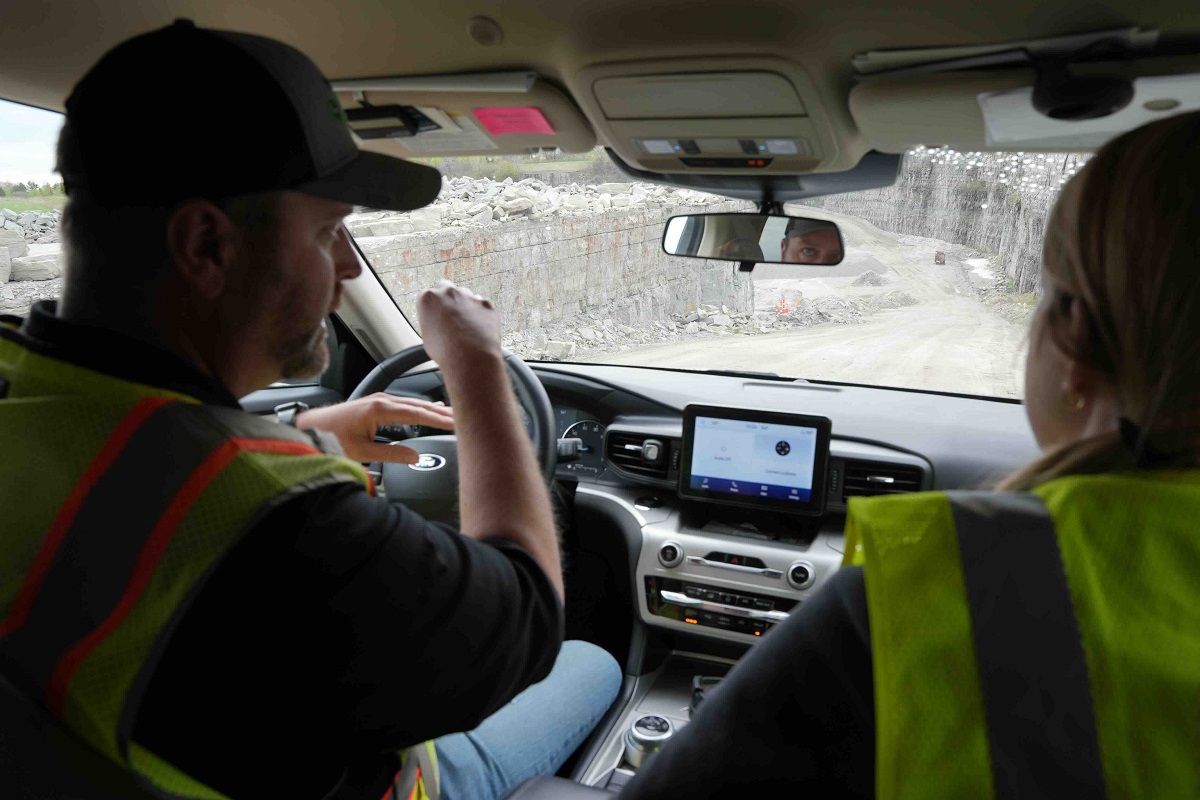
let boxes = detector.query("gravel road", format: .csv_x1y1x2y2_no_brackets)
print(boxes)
597,207,1028,398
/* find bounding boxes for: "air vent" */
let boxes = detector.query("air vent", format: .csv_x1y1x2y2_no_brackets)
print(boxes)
842,460,924,500
606,432,671,480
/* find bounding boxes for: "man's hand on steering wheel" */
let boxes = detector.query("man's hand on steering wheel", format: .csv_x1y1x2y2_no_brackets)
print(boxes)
294,394,454,464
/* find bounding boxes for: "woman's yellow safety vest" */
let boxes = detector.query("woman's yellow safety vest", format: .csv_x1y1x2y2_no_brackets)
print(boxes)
847,475,1200,798
0,325,439,800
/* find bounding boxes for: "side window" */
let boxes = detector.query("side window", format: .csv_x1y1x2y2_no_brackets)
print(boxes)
0,98,65,317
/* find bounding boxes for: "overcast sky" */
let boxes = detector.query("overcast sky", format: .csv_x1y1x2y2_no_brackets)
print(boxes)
0,99,63,185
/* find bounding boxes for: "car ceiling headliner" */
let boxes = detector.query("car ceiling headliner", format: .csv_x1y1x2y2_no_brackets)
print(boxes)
2,0,1195,116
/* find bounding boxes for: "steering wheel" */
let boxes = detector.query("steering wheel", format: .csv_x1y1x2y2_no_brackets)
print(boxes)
348,344,556,522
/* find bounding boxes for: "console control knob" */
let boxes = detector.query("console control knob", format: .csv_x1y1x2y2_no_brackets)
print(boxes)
787,561,816,590
658,541,684,568
624,714,674,768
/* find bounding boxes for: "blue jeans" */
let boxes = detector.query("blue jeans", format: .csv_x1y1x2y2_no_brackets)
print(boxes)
434,640,622,800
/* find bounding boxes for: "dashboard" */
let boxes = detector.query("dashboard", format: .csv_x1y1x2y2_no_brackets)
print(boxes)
381,361,1038,646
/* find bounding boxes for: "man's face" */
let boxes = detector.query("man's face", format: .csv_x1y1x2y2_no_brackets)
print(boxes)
236,192,360,381
780,228,842,264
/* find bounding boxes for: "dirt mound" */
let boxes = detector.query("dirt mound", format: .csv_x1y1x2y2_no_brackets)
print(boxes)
871,290,920,310
851,270,890,287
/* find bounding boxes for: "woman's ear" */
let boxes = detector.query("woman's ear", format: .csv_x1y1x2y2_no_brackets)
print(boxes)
1061,295,1110,401
164,200,239,301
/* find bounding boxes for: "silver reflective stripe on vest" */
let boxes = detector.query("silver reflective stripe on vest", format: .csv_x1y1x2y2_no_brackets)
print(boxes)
393,744,438,800
948,491,1107,800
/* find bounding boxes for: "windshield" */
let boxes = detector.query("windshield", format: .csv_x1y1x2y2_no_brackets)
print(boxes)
0,95,1082,400
348,147,1087,399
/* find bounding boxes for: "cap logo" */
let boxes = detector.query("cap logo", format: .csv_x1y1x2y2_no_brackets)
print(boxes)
328,97,349,127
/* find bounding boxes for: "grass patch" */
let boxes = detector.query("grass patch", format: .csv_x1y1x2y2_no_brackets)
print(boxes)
1,195,66,213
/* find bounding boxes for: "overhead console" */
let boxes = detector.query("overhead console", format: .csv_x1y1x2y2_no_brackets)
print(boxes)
570,57,861,174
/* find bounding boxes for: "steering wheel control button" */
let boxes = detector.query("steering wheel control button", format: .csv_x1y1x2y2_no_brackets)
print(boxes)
658,541,684,568
787,561,816,590
625,714,675,768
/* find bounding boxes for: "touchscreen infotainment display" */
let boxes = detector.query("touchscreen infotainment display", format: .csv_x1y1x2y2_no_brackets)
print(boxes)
679,405,832,515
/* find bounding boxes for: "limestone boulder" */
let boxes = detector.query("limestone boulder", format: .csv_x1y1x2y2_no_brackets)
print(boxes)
499,198,534,216
409,207,444,231
11,252,63,281
369,218,415,237
0,230,29,260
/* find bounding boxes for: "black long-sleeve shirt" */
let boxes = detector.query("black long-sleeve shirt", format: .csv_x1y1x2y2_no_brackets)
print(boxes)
13,304,564,799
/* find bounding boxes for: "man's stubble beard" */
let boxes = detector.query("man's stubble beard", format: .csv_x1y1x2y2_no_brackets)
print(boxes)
277,321,330,380
242,241,331,382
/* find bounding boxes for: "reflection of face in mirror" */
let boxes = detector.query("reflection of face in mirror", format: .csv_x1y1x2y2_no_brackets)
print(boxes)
780,219,842,264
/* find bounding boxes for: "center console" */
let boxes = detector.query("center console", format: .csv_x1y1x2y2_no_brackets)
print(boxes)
636,404,843,644
570,403,930,789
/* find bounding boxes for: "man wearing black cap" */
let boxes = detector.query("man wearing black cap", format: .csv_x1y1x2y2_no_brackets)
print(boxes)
0,20,619,800
781,218,843,265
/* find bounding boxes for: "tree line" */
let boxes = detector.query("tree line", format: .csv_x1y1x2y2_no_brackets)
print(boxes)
0,180,65,197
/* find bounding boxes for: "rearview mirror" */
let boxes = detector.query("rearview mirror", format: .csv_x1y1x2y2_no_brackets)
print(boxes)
662,213,844,266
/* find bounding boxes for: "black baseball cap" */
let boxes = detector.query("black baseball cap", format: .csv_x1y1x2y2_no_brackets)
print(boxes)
784,217,838,237
57,19,442,211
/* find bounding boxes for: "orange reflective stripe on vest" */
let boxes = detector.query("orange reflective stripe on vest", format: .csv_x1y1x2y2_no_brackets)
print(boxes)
0,395,175,639
0,330,380,798
0,399,329,717
47,436,329,715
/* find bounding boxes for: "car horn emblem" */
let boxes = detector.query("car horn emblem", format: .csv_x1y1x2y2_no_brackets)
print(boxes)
408,453,447,472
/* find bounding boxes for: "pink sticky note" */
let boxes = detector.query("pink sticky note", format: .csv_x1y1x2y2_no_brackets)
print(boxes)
473,106,556,135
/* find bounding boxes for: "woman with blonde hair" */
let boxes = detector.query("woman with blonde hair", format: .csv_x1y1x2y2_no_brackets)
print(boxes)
623,111,1200,798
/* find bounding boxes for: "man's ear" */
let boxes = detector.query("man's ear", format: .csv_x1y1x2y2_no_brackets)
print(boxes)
164,200,240,301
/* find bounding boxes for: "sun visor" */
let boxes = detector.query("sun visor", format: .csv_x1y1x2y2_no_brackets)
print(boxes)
332,75,596,157
851,56,1200,153
569,57,863,175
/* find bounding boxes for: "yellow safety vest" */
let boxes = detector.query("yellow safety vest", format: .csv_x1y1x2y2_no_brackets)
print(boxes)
0,323,439,800
847,474,1200,798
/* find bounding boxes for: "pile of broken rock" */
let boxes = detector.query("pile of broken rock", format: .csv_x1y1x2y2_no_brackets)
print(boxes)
344,176,732,237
